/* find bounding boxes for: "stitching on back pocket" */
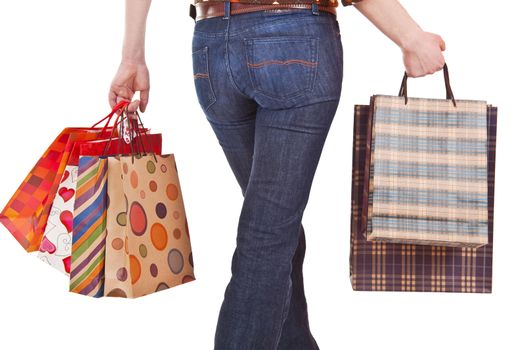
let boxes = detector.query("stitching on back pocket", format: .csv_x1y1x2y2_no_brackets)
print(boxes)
247,59,318,68
192,46,217,111
244,36,319,100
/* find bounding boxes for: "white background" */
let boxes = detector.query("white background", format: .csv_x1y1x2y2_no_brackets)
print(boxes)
0,1,523,349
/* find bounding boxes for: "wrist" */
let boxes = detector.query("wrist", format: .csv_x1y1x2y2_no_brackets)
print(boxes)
122,47,145,64
399,27,425,52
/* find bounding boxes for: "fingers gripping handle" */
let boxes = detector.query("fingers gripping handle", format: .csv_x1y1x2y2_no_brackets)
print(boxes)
398,63,457,107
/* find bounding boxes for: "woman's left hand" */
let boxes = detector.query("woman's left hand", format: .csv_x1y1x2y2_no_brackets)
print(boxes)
401,30,446,77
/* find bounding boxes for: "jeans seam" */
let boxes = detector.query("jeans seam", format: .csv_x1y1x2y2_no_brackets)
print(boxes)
274,275,293,350
225,18,252,100
274,209,305,350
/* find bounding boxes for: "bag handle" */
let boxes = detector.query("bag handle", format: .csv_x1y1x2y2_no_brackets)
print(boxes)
131,108,158,164
101,107,137,158
398,63,457,107
100,105,157,164
101,107,127,157
91,100,131,135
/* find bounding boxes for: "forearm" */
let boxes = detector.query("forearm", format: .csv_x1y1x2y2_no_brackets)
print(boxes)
353,0,423,51
122,0,152,63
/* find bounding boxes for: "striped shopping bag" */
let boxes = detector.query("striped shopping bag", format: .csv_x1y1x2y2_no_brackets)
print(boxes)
361,64,490,248
69,156,108,297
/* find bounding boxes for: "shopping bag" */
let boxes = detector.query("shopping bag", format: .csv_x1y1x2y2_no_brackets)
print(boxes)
350,98,497,292
37,133,163,275
103,153,195,298
69,156,109,297
0,100,129,252
361,64,490,248
0,129,109,252
76,134,162,160
36,165,77,274
103,114,194,298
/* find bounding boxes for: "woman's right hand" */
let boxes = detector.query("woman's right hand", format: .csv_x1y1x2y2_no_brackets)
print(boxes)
108,60,150,113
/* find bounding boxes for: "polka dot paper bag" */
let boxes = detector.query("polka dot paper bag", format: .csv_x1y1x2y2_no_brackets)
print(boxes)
103,154,195,298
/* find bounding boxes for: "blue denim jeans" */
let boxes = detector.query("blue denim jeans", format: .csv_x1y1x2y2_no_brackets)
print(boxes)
191,5,343,349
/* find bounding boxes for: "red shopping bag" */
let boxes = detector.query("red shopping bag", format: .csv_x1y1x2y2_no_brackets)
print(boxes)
74,134,163,163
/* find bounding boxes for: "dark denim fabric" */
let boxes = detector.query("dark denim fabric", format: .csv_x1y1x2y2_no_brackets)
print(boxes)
191,6,343,350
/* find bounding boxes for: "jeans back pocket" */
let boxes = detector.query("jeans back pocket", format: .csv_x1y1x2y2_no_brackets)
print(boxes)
244,36,319,100
192,46,217,111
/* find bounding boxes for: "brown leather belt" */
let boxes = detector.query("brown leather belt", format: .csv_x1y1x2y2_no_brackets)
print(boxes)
194,2,337,22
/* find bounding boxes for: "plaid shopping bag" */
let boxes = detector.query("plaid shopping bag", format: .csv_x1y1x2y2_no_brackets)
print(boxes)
350,100,497,293
361,65,490,248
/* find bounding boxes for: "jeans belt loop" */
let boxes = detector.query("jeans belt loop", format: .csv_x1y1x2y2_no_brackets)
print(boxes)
311,0,319,15
223,0,231,19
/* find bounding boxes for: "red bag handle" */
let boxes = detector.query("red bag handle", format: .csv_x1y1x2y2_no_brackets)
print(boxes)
101,106,158,163
91,100,131,133
102,110,127,156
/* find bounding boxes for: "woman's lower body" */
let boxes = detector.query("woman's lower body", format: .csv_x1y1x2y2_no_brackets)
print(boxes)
191,6,343,350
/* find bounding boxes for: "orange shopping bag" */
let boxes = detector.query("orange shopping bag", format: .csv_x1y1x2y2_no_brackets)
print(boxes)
0,101,129,252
